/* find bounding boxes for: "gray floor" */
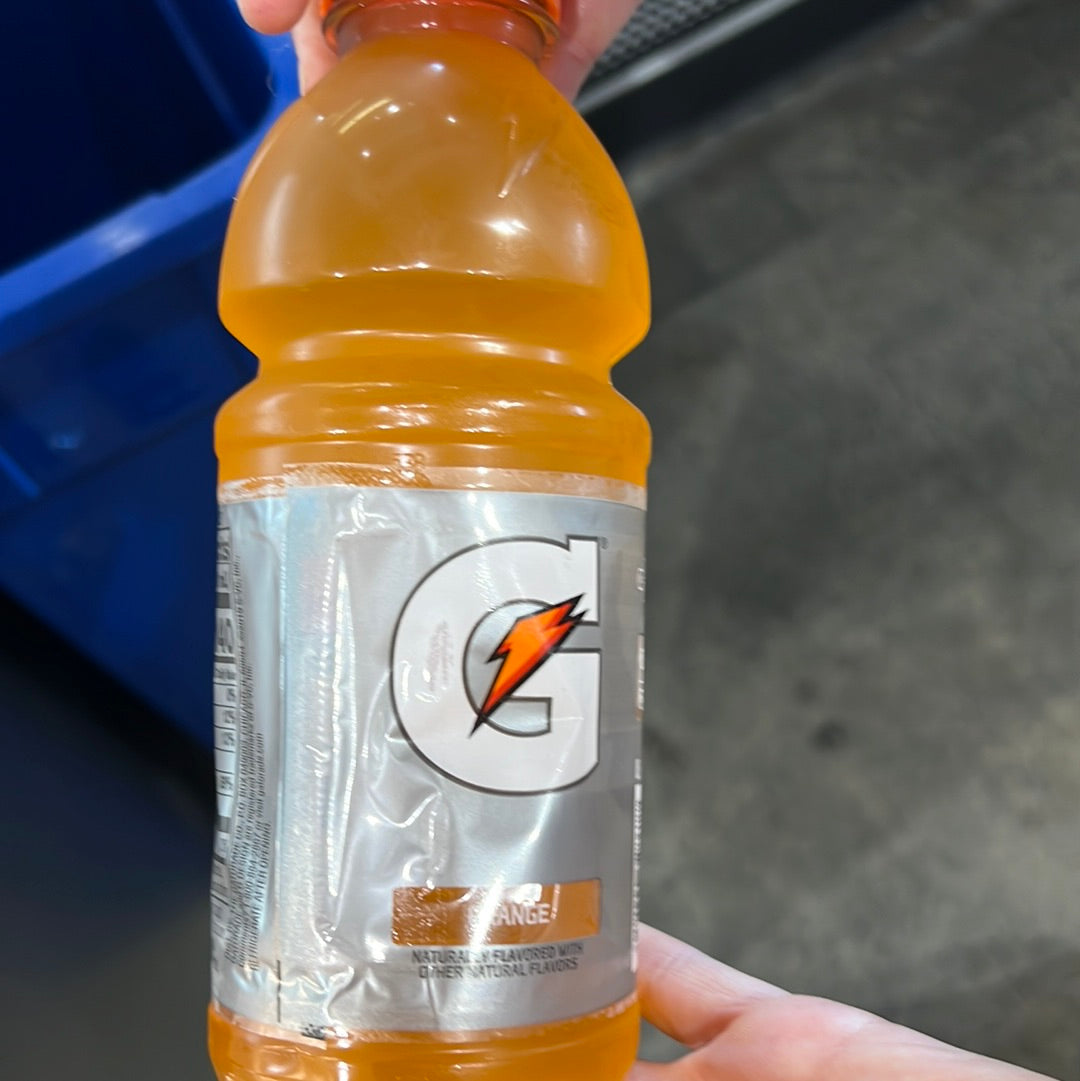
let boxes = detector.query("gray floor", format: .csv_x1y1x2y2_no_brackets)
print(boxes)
4,0,1080,1076
616,0,1080,1071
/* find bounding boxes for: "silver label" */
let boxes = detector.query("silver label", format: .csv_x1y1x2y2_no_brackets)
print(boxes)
211,484,646,1036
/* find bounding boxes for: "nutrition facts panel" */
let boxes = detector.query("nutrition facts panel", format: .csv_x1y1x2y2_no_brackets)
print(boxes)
212,524,239,945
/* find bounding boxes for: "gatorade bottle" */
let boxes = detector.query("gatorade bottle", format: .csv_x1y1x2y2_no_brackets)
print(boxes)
208,2,650,1079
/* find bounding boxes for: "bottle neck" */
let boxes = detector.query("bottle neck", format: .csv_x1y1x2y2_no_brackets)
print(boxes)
324,1,559,63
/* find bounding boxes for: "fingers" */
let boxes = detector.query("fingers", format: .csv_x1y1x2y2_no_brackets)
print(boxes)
637,926,786,1050
237,0,308,35
634,929,1052,1081
684,993,1053,1081
628,1062,688,1081
544,0,641,98
291,2,340,93
237,0,337,93
241,0,641,98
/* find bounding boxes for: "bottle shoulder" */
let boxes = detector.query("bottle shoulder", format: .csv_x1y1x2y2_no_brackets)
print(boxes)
219,31,650,367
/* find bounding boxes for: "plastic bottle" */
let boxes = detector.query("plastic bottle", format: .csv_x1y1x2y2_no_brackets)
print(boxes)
209,2,651,1078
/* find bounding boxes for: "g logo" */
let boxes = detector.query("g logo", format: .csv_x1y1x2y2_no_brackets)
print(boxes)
392,538,601,794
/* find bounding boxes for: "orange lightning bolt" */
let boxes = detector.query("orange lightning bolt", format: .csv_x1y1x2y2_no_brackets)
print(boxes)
473,596,586,734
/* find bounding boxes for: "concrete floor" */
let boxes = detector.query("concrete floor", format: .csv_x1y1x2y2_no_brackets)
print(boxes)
4,0,1080,1076
616,0,1080,1070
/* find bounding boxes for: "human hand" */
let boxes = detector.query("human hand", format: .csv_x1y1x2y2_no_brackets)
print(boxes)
634,925,1053,1081
237,0,641,95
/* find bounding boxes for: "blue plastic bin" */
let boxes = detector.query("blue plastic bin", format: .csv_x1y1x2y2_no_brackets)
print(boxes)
0,0,298,744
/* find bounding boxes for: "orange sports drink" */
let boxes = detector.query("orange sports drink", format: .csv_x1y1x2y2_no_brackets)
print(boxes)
208,2,651,1078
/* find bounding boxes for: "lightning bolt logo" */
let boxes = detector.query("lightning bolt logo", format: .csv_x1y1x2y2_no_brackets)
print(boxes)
473,596,586,734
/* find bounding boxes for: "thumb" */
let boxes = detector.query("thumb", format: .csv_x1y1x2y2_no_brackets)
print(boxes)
543,0,641,99
237,0,307,35
689,994,1052,1081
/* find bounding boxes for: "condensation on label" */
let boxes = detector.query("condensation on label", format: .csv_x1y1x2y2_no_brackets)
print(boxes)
211,480,645,1037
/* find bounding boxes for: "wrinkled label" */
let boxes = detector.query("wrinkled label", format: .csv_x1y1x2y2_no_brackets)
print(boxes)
211,483,645,1036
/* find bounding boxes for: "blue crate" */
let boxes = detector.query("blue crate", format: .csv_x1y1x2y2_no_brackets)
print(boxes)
0,0,298,743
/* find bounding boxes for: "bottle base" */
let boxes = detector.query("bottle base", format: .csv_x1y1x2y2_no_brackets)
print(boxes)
209,999,640,1081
